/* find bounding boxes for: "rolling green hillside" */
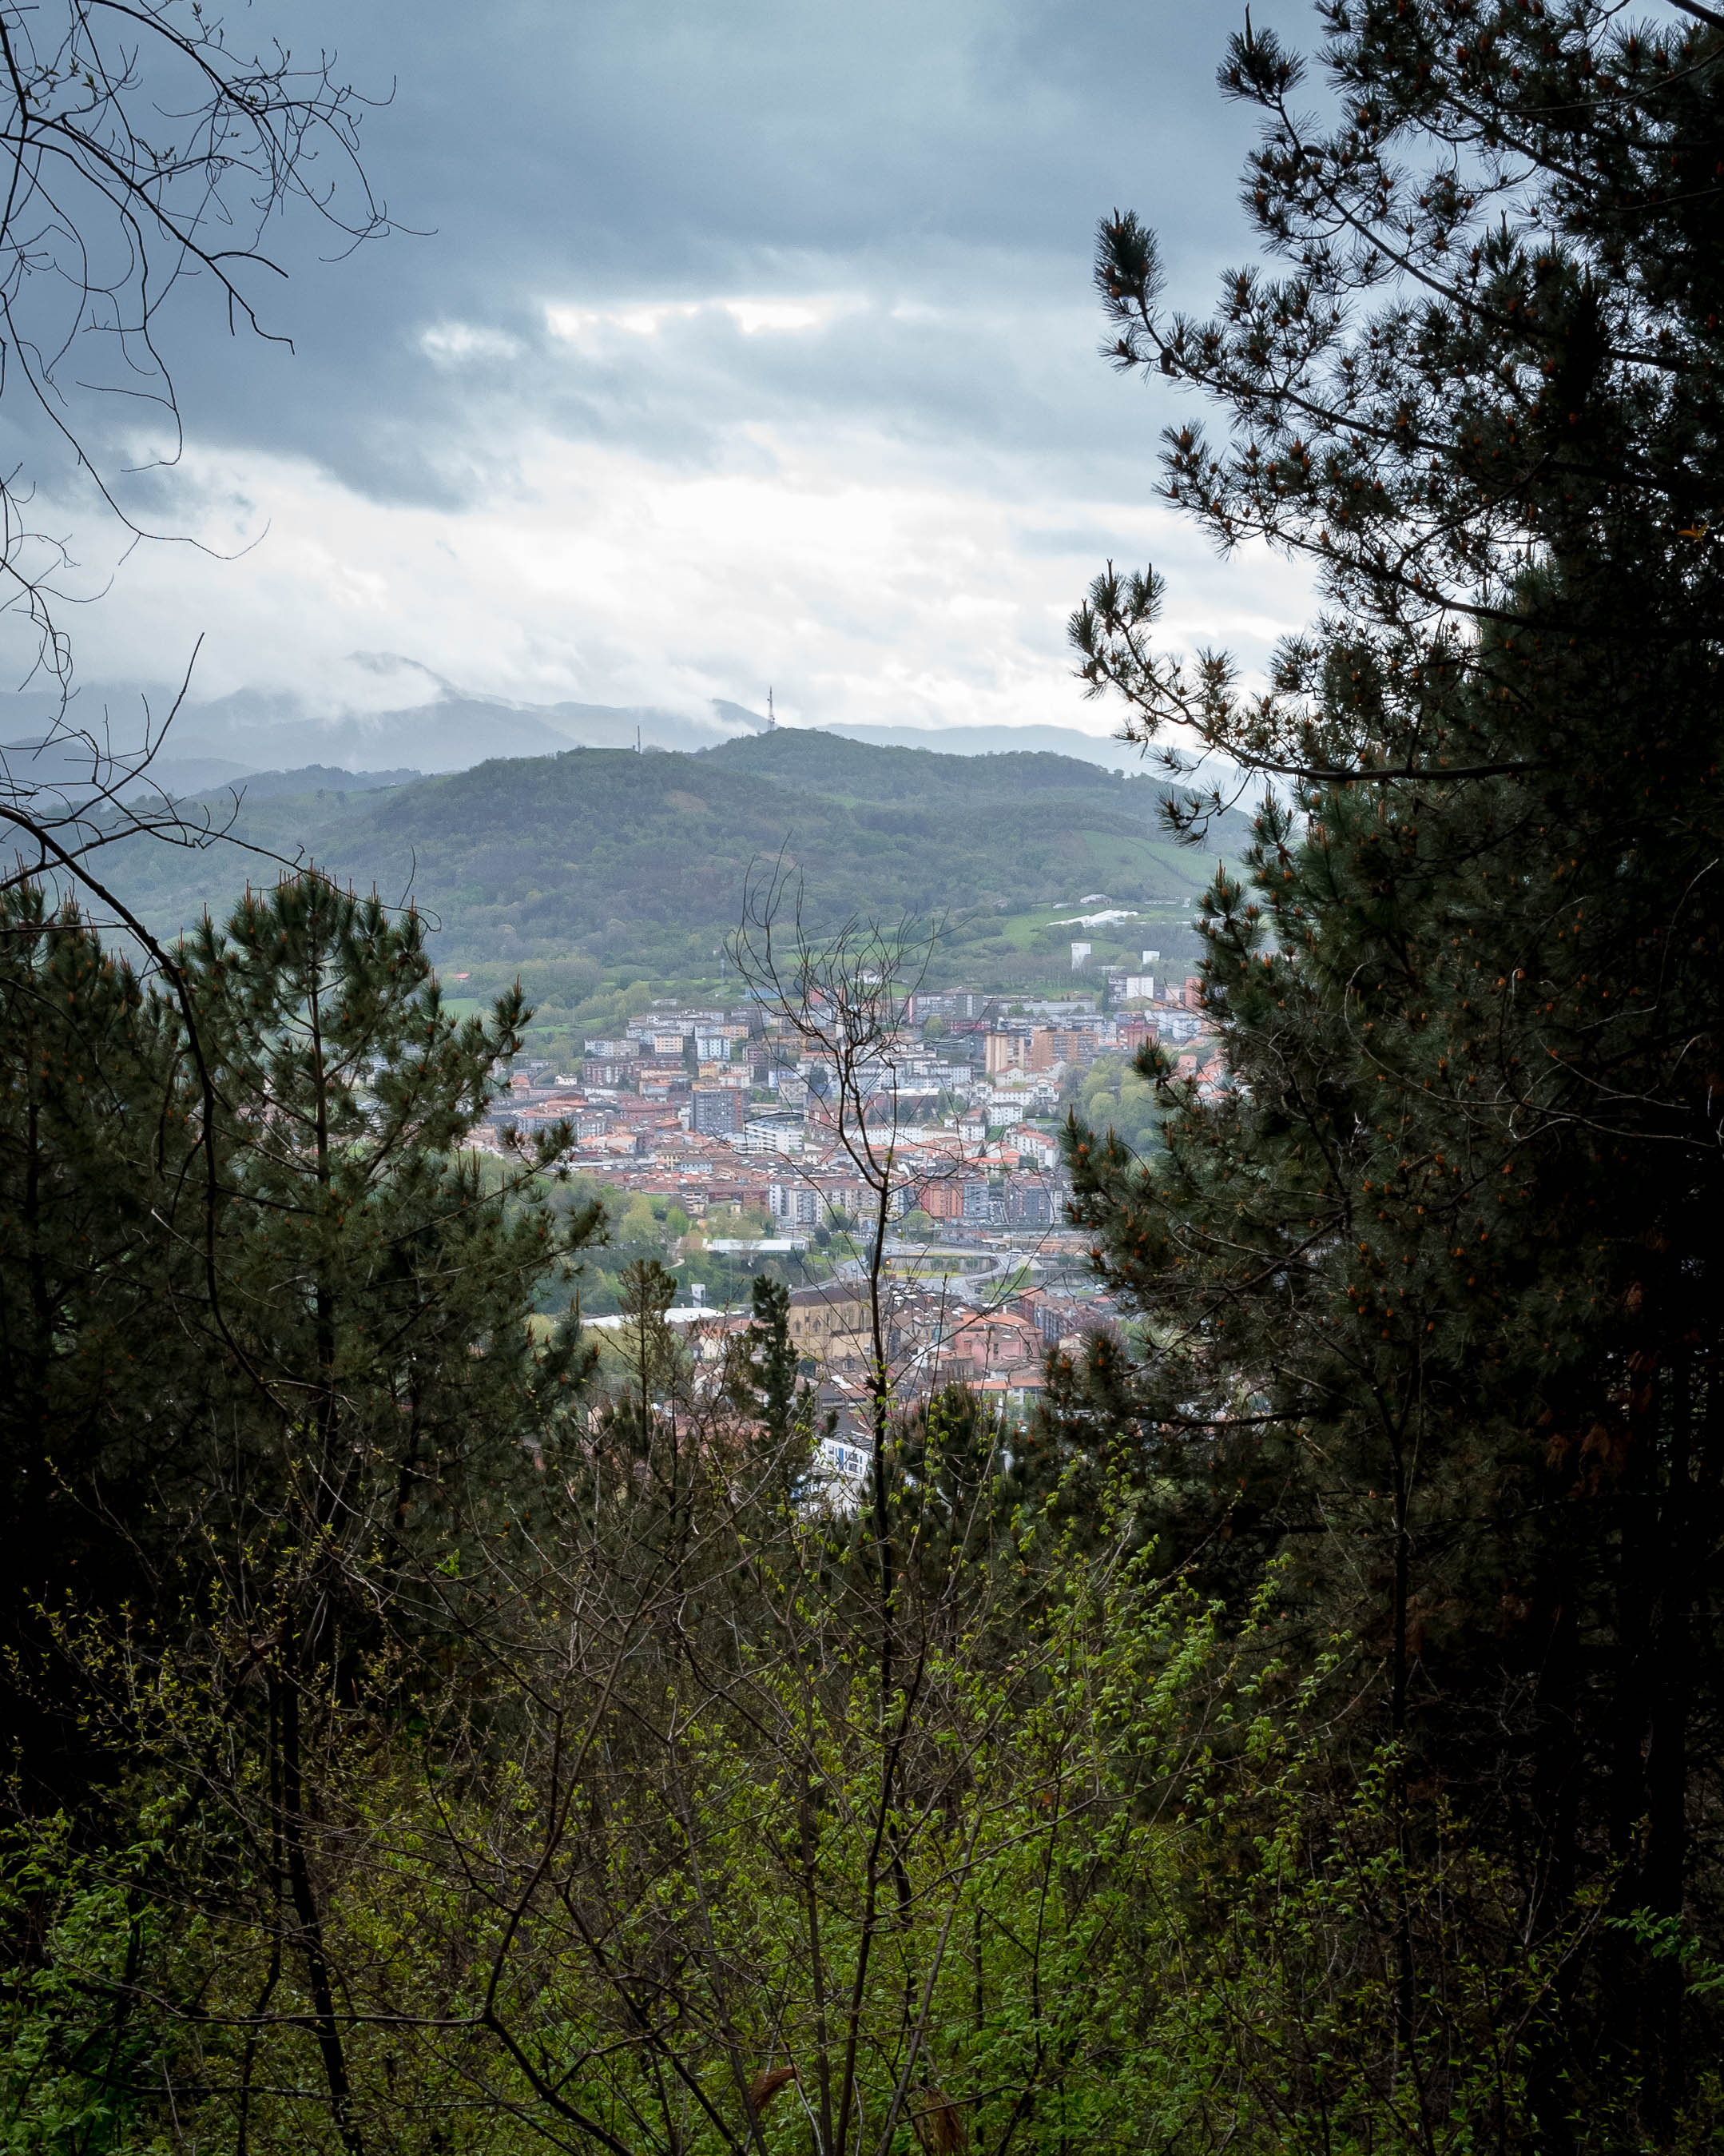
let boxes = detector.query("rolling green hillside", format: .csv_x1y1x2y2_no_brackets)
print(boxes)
701,730,1169,810
105,730,1239,1008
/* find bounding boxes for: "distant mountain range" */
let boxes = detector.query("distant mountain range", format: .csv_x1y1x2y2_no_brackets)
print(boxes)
2,682,1162,791
95,728,1240,993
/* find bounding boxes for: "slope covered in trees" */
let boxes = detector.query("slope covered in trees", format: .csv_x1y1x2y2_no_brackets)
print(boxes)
102,730,1236,978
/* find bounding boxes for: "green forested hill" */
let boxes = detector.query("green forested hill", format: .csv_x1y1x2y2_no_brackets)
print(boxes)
105,729,1237,993
700,730,1168,809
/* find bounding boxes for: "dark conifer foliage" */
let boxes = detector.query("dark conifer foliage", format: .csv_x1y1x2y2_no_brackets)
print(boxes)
0,873,600,1802
1060,2,1724,2134
741,1276,804,1453
0,889,200,1801
178,873,597,1620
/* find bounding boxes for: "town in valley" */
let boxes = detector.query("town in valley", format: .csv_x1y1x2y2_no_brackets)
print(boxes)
478,954,1221,1498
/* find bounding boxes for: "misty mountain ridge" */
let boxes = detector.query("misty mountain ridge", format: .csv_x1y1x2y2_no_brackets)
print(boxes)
3,679,1156,782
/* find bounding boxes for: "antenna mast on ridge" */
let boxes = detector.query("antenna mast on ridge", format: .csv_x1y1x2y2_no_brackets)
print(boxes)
767,686,776,730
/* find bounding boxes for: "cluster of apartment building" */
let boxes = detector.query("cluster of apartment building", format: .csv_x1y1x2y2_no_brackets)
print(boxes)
474,979,1221,1227
471,979,1215,1502
495,976,1206,1132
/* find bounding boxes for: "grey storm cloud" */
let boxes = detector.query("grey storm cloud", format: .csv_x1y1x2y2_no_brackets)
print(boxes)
140,0,1285,506
18,0,1326,734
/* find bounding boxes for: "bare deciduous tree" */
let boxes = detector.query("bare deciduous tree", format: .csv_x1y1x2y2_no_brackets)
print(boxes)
0,0,390,928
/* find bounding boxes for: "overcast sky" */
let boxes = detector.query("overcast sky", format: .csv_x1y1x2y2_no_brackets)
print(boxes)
37,0,1321,733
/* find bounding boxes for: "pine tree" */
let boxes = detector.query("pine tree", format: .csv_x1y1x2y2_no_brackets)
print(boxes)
1060,3,1724,2134
610,1255,682,1446
170,873,603,2149
725,1272,820,1502
0,870,608,2144
0,871,603,1779
743,1275,802,1452
172,872,600,1655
